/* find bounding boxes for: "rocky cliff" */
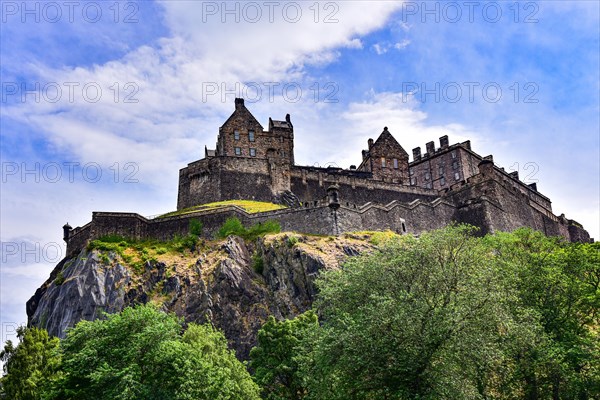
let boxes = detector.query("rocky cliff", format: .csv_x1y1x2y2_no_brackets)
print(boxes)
27,233,375,359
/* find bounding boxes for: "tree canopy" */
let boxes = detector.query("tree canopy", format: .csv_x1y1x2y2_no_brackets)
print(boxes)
1,305,260,400
55,304,260,400
250,226,599,400
0,326,61,400
3,226,598,400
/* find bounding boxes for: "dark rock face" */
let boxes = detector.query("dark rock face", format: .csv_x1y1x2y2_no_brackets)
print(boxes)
275,190,302,208
27,234,371,359
27,252,131,338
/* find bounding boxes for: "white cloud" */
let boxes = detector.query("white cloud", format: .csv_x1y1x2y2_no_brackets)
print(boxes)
394,39,411,50
1,2,408,336
373,43,388,55
3,2,405,192
338,91,478,161
373,39,410,55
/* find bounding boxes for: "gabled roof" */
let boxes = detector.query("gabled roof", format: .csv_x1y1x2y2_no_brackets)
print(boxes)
370,127,408,156
220,98,264,130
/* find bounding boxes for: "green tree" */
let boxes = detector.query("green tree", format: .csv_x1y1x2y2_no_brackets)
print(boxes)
304,225,533,400
250,311,318,400
0,326,61,400
150,323,261,400
54,304,260,400
485,229,600,399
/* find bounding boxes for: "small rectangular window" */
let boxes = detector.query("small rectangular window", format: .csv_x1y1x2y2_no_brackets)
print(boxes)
440,177,446,186
410,177,417,186
393,158,398,169
452,161,458,170
426,182,432,189
381,158,386,168
454,172,460,181
439,166,444,176
234,147,241,156
409,168,414,176
250,148,256,157
248,130,255,142
451,151,456,159
234,130,240,140
425,172,430,181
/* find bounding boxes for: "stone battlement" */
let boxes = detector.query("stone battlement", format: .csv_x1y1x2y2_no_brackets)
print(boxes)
63,98,592,252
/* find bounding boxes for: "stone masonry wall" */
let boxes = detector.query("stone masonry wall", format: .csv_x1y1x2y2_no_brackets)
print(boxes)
66,194,473,256
290,166,440,207
446,162,588,241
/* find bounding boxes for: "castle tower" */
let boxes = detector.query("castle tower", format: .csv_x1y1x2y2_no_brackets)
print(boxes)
213,98,294,165
357,127,410,184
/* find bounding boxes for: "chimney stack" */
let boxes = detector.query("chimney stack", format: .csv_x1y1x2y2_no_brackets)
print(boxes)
368,138,374,150
234,98,244,110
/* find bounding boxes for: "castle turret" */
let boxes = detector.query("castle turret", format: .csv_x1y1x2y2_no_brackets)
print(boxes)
63,223,72,242
327,185,340,210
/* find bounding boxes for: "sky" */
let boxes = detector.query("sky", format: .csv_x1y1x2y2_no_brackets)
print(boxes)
1,1,599,347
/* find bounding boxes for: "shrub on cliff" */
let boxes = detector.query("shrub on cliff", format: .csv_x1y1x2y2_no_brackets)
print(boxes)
217,217,281,240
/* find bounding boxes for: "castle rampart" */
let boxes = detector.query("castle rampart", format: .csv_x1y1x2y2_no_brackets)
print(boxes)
64,98,592,255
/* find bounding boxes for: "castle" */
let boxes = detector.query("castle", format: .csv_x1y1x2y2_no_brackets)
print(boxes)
63,98,591,254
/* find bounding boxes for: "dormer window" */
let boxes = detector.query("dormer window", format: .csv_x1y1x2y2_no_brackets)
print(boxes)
249,130,255,142
234,130,240,140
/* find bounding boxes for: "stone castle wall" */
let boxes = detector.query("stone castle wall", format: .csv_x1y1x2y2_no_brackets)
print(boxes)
178,154,445,211
71,99,592,253
67,177,590,258
66,194,490,256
